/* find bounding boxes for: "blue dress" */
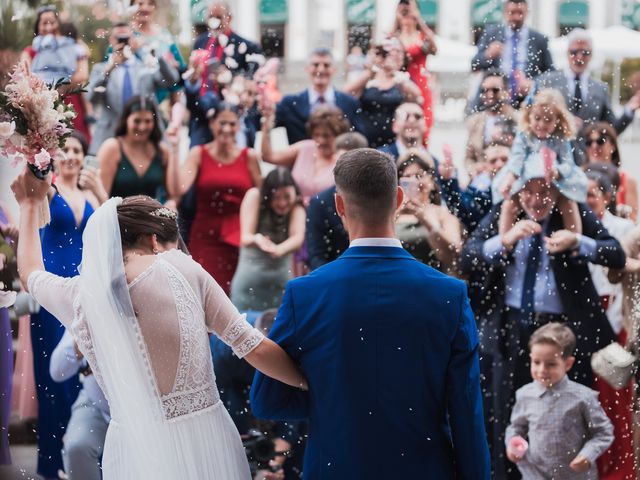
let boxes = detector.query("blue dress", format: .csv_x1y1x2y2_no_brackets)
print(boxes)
30,191,93,478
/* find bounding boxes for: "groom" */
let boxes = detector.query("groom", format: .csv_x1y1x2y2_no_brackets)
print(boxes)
251,149,490,479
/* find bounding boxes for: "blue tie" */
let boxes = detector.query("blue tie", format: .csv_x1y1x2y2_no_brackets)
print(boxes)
520,232,542,324
509,31,520,100
122,64,133,109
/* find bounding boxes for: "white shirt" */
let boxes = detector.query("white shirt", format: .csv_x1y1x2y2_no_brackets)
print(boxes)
564,68,589,101
350,237,402,248
308,86,336,108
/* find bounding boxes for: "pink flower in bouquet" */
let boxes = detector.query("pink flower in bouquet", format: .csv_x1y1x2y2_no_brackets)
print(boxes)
33,148,51,171
0,121,15,139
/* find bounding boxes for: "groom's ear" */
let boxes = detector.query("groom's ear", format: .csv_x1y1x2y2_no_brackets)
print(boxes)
335,192,345,217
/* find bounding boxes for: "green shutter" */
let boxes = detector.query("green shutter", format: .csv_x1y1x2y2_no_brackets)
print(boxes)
471,0,503,26
622,0,640,29
558,0,589,27
346,0,376,25
260,0,288,24
417,0,438,25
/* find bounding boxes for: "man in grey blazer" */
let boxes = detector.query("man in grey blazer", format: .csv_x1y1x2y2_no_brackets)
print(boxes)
471,0,554,107
87,22,180,154
534,28,640,163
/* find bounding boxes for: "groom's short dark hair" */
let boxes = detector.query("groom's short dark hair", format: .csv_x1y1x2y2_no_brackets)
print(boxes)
334,148,397,226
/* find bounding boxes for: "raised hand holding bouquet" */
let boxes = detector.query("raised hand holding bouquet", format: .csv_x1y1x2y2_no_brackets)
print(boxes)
0,62,76,226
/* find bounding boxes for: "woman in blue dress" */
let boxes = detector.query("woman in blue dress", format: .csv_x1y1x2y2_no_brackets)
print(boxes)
30,132,107,479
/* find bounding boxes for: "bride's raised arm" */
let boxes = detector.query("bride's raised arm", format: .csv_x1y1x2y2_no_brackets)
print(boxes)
12,168,76,328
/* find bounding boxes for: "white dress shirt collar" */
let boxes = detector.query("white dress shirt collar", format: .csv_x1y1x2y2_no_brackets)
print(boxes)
564,68,589,99
350,237,402,248
308,86,336,106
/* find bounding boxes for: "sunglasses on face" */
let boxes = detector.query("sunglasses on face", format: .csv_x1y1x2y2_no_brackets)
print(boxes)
586,136,609,147
481,87,502,94
404,112,424,120
570,49,591,57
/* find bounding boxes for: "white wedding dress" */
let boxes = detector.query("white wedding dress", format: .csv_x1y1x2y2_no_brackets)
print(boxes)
27,199,263,479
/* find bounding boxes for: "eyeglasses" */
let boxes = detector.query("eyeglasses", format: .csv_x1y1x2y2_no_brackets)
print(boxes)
481,87,502,94
569,49,591,57
586,136,610,147
403,112,424,120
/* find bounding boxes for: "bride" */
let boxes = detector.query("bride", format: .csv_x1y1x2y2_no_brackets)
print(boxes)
12,168,308,479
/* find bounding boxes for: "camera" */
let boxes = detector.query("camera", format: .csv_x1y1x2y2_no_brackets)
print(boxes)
243,429,283,476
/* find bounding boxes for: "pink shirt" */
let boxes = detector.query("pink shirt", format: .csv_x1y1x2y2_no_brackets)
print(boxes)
291,140,336,206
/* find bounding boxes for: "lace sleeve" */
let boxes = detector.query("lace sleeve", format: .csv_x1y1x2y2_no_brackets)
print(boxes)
27,270,78,329
219,314,265,358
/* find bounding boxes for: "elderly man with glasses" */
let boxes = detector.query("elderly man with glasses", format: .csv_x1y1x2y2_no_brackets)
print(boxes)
533,28,640,163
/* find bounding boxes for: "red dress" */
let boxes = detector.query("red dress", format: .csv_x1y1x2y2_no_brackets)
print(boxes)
188,147,253,295
404,32,433,143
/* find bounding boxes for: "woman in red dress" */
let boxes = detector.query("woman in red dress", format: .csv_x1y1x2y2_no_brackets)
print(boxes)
392,0,437,144
167,103,262,294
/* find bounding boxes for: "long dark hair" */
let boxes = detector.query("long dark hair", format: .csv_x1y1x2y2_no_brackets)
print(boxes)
67,131,89,156
260,168,301,214
33,5,59,36
581,122,621,168
114,95,163,146
117,196,185,251
397,150,441,205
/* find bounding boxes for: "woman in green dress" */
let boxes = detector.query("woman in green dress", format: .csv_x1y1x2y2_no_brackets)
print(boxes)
231,168,306,311
97,96,169,201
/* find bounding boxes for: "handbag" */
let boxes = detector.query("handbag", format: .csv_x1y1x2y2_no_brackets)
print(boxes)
591,342,638,390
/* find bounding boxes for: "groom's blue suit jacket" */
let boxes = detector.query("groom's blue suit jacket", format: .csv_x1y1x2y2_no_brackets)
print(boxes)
251,246,490,479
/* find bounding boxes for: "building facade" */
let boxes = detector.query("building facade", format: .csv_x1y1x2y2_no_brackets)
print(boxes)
183,0,640,63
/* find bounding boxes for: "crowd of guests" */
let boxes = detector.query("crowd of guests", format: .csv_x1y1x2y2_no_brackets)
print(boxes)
2,0,640,478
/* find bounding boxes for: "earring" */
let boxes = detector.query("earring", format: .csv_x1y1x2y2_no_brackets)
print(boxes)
153,248,159,254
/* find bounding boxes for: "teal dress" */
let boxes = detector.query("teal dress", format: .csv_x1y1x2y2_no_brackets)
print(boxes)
230,210,292,311
110,141,165,200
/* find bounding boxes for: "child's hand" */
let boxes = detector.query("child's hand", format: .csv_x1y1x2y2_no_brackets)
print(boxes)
506,447,522,464
500,171,517,197
569,455,590,473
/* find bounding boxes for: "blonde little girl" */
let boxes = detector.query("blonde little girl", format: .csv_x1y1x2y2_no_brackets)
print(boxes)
493,89,587,234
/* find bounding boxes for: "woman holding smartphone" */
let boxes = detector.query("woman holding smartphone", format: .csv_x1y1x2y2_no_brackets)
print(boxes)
396,149,462,275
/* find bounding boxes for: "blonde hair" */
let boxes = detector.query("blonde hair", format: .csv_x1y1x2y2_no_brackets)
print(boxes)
520,89,576,140
529,322,576,359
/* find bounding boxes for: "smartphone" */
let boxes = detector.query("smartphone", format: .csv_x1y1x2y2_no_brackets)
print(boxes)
399,177,419,201
78,155,99,190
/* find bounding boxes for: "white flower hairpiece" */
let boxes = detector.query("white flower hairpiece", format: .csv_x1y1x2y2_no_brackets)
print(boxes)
150,207,177,220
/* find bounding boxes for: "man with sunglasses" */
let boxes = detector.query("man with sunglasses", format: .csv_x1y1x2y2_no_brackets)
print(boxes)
274,48,365,145
378,102,428,161
534,28,640,164
465,70,519,173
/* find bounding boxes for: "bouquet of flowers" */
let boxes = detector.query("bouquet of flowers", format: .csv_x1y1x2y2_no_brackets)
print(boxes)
0,62,76,226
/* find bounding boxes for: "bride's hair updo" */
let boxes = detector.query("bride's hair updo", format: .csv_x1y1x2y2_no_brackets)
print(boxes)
117,196,180,249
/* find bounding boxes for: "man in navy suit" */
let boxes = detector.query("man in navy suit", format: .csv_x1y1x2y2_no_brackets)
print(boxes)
275,48,365,144
251,148,490,479
471,0,553,106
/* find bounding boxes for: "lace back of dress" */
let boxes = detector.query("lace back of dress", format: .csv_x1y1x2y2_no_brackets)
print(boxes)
129,255,220,420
